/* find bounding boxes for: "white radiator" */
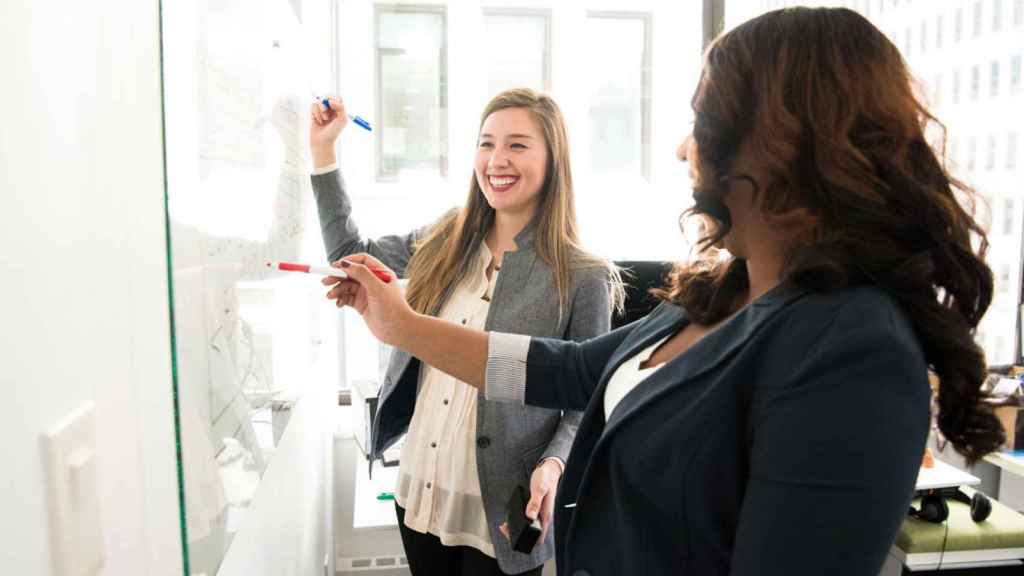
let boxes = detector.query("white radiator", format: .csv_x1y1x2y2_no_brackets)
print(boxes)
336,554,410,575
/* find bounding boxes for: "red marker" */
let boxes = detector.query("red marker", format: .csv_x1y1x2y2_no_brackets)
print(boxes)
266,260,393,283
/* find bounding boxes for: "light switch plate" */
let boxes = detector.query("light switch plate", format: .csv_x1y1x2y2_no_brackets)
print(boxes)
44,402,105,576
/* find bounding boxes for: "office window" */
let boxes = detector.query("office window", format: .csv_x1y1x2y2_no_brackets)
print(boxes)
953,68,961,103
971,64,980,100
955,8,963,42
1009,133,1019,169
973,1,983,37
968,137,977,170
936,14,943,48
996,335,1008,357
586,13,651,179
987,134,998,170
995,0,1004,31
992,61,1001,98
1004,198,1016,235
483,10,550,96
375,6,448,180
1012,54,1022,93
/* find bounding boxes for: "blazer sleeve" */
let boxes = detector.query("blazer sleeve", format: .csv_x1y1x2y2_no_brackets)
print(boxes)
310,169,423,276
728,305,931,576
539,268,614,466
486,316,638,412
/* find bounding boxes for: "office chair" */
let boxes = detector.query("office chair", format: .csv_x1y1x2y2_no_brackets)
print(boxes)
613,261,675,329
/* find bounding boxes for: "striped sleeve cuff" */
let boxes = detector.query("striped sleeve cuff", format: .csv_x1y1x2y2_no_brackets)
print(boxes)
312,162,338,176
485,332,531,403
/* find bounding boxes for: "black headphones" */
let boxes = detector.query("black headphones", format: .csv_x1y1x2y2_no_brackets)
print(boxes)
908,488,992,523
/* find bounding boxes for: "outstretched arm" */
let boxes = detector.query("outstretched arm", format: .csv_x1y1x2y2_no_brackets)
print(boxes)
328,254,633,409
309,96,422,275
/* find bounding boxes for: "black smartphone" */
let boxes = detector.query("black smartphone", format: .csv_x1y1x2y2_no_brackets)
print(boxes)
505,484,542,554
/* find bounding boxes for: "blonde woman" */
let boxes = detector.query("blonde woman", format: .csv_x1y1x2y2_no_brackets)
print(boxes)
309,89,620,576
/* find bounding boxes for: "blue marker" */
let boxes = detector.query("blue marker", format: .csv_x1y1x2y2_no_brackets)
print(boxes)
320,97,372,132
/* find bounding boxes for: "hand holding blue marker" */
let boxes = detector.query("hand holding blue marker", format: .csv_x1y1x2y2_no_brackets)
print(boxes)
320,97,372,132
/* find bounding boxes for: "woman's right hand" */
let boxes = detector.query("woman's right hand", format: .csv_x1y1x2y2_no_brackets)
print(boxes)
310,95,348,166
323,253,415,348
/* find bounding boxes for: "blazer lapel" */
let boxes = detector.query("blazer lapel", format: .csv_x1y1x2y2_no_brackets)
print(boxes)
600,282,810,441
594,303,688,392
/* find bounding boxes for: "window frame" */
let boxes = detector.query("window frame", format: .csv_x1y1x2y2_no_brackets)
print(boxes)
481,7,553,94
373,3,450,182
585,10,654,181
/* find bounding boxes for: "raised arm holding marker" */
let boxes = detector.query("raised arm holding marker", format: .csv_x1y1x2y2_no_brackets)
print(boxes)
319,97,372,132
266,260,393,283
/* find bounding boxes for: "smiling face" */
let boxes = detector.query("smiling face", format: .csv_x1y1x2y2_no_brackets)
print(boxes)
474,107,549,218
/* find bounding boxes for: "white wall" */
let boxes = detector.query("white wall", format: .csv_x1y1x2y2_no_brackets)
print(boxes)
0,0,183,575
217,384,334,576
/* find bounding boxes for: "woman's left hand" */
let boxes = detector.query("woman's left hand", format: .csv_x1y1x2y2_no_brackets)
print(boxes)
322,253,412,348
500,458,562,549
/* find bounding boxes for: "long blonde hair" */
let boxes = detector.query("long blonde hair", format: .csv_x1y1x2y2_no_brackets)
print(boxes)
404,88,622,317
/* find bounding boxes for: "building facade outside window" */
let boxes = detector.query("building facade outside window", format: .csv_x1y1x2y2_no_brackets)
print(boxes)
375,6,448,181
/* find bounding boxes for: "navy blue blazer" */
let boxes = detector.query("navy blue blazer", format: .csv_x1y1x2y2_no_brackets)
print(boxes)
522,283,931,576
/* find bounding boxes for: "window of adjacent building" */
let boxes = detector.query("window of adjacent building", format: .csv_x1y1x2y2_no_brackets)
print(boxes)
1009,133,1020,169
1016,0,1024,26
585,12,651,180
968,136,977,170
999,264,1011,292
483,9,550,96
1003,198,1016,235
974,1,983,37
375,6,448,181
955,7,964,42
987,134,998,170
936,14,944,48
971,64,980,100
953,68,962,103
1012,54,1022,93
992,60,1001,98
934,73,943,105
995,0,1004,31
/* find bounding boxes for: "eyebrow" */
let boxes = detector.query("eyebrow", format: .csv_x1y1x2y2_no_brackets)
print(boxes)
478,133,536,140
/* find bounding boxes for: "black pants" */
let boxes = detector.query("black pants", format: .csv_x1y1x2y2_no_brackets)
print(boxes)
395,504,543,576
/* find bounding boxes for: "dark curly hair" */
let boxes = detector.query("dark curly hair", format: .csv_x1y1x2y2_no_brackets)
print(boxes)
658,7,1003,463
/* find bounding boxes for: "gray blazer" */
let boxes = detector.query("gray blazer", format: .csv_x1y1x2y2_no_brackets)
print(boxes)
311,170,612,573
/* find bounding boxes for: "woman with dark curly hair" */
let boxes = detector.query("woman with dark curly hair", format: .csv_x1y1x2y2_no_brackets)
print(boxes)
323,7,1003,575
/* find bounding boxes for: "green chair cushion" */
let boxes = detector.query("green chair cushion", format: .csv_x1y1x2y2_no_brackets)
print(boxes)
897,488,1024,553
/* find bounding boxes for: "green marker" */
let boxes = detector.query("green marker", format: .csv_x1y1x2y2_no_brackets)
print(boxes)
377,492,395,501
